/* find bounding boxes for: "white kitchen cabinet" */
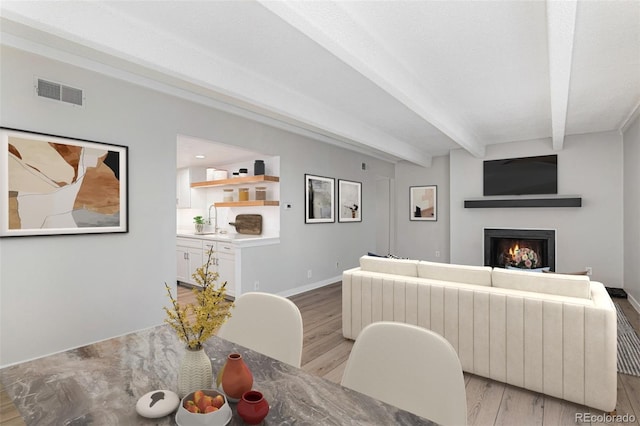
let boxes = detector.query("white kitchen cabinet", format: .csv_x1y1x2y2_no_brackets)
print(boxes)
176,167,206,208
176,233,279,298
202,241,236,297
176,238,203,286
216,243,236,297
177,237,234,292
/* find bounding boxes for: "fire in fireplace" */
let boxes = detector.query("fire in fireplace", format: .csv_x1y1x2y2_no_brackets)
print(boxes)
484,228,555,271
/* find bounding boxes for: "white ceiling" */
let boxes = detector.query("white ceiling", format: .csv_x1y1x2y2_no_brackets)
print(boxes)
176,134,263,169
1,1,639,167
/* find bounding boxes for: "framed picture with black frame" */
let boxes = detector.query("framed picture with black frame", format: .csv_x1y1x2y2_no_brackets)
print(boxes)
338,179,362,222
305,174,335,223
1,127,128,237
410,185,437,221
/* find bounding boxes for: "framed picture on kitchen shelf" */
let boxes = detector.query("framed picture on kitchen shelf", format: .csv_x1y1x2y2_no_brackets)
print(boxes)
305,174,335,223
338,179,362,223
1,127,128,237
410,185,437,221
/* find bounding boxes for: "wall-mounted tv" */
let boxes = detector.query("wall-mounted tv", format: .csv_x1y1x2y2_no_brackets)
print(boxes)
483,155,558,196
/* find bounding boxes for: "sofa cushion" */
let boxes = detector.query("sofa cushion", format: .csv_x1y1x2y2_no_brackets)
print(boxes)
492,267,591,299
359,255,418,277
542,269,589,275
417,261,492,286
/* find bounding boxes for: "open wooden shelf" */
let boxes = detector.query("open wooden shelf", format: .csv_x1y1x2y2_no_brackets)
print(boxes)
192,175,280,207
214,201,280,207
191,175,279,188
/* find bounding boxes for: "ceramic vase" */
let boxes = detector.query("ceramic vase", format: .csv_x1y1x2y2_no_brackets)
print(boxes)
220,353,253,401
237,390,269,425
195,223,204,233
254,159,265,175
177,347,213,398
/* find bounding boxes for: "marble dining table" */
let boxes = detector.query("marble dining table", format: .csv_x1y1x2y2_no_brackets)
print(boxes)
0,324,437,425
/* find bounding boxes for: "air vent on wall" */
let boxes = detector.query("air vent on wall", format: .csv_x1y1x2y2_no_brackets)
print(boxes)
35,78,84,107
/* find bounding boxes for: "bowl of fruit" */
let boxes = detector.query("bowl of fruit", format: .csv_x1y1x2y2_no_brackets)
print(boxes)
175,389,232,426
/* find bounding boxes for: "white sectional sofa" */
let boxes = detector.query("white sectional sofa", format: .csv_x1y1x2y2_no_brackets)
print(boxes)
342,255,617,412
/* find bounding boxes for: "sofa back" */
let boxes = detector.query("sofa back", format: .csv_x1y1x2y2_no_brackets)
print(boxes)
359,255,418,277
418,260,492,286
492,267,591,299
359,255,592,299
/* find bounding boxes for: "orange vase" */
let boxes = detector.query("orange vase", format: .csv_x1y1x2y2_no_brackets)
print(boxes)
220,353,253,401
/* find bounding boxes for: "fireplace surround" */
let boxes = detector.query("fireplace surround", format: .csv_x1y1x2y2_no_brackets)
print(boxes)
484,228,556,271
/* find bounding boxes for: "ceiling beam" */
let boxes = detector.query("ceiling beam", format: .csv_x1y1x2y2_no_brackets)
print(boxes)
620,99,640,133
1,24,426,167
546,0,577,150
0,3,433,167
259,0,486,159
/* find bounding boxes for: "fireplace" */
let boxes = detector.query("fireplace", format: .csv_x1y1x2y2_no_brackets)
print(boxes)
484,228,555,271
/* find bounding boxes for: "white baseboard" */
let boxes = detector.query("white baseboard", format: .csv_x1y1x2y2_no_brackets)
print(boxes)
628,292,640,314
277,275,342,298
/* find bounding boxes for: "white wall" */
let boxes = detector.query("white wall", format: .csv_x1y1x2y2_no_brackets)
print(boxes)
0,46,393,366
450,132,624,287
237,144,395,297
623,114,640,309
394,157,450,261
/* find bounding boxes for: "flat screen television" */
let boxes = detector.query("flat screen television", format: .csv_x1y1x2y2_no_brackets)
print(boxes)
483,155,558,196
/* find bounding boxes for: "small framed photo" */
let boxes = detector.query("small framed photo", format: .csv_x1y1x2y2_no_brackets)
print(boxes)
1,127,128,237
338,179,362,222
410,185,437,221
305,174,335,223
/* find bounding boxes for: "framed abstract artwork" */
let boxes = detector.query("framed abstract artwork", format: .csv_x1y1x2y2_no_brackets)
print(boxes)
338,179,362,222
1,127,128,237
305,174,335,223
410,185,437,221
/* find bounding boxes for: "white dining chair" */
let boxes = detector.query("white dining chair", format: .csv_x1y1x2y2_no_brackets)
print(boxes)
341,322,467,426
216,292,304,367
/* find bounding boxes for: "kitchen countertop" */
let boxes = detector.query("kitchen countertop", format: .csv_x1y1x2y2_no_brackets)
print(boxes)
177,231,279,248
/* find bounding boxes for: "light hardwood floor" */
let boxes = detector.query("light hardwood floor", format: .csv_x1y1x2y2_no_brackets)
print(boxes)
2,283,639,425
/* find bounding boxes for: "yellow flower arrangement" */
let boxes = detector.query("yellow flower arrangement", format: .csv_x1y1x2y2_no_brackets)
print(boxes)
164,249,233,350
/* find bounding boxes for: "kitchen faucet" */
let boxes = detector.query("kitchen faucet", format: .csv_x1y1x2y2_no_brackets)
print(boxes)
208,204,218,233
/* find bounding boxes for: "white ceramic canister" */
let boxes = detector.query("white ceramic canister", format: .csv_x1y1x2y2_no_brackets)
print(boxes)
213,170,228,180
